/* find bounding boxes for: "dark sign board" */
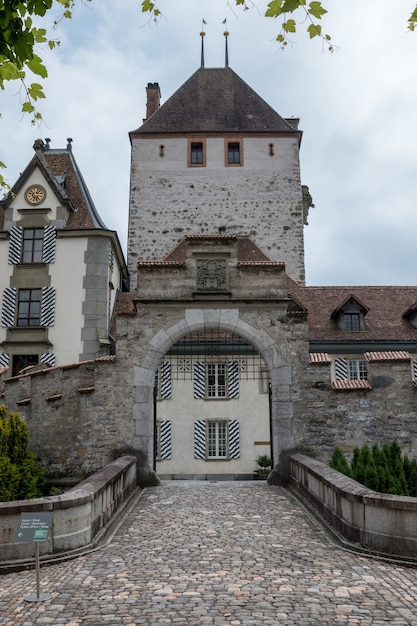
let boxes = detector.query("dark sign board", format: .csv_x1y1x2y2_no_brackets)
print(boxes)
14,512,53,544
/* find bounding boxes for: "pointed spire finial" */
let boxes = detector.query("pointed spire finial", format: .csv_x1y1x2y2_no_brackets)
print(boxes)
200,19,207,68
223,19,229,67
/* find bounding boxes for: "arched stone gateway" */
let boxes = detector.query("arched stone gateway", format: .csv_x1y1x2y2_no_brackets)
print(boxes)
126,307,306,482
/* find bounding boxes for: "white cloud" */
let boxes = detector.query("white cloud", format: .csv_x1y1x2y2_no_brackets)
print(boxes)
1,0,417,285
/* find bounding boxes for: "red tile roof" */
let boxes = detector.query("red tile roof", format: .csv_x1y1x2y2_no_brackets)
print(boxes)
288,279,417,343
365,351,411,362
332,379,372,391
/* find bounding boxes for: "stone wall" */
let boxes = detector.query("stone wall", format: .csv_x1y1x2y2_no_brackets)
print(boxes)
290,453,417,559
128,136,305,287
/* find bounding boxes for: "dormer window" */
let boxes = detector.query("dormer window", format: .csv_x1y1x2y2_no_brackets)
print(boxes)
403,302,417,329
331,295,368,332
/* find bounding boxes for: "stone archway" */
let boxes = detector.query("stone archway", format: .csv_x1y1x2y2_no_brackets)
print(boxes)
131,308,296,481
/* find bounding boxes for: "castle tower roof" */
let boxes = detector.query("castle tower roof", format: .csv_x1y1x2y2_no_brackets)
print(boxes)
131,67,301,138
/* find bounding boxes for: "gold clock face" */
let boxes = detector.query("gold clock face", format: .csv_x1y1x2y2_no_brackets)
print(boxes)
25,185,46,205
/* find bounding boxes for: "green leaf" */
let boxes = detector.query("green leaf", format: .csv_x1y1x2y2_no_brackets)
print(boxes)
265,0,283,18
307,23,322,38
0,62,24,81
33,28,47,44
282,0,305,13
282,19,296,33
308,1,327,19
141,0,155,13
27,82,45,100
22,101,35,114
27,54,48,78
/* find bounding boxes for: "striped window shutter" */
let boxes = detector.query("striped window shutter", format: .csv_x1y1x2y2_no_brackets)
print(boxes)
42,226,56,264
228,360,239,398
194,361,206,398
228,420,240,459
413,359,417,379
8,227,22,265
41,353,56,367
40,287,56,327
1,288,17,327
0,353,10,368
159,420,172,460
194,420,206,458
334,357,348,380
159,361,172,399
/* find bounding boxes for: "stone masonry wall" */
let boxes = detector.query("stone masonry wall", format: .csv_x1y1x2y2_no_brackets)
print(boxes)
128,136,305,288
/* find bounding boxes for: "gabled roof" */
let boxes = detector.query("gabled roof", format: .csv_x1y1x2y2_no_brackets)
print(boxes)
137,234,284,268
1,140,107,230
287,280,417,343
131,67,301,138
330,294,370,319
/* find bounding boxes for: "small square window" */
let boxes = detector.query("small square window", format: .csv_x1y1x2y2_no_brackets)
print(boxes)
348,360,367,380
12,354,39,377
344,313,361,331
22,228,44,263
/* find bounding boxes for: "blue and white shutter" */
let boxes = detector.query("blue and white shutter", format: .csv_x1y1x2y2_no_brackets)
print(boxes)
228,420,240,459
0,353,10,368
1,288,17,327
228,360,239,398
8,227,22,265
194,361,206,399
40,353,56,367
158,420,172,460
159,361,172,399
40,287,55,327
42,226,56,264
194,420,206,458
334,357,348,381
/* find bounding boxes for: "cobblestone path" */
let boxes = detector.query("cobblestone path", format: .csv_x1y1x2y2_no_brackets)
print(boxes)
1,482,417,625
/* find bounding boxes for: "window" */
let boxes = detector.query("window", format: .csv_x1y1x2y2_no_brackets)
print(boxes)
12,354,38,377
348,359,367,380
190,142,203,164
228,142,240,164
207,420,228,458
17,289,41,326
344,312,361,331
22,228,44,263
207,363,227,398
225,139,243,166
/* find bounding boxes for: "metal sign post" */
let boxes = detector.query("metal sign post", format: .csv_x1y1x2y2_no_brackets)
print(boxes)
14,512,53,602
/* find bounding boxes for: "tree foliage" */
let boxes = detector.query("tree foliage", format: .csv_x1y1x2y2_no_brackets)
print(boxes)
0,405,46,501
330,441,417,497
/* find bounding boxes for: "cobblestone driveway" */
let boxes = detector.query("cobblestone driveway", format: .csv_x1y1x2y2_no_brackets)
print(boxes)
1,482,417,625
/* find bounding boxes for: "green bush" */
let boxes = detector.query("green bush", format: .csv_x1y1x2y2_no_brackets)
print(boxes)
0,405,46,502
330,441,416,497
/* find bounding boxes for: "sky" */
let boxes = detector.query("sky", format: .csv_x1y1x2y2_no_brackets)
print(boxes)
1,0,417,286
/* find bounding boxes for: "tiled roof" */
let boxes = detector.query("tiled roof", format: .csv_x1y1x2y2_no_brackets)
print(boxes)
132,67,302,137
365,351,411,362
1,141,107,231
115,293,137,316
332,379,372,391
287,279,417,343
137,235,280,268
43,149,107,229
309,353,332,364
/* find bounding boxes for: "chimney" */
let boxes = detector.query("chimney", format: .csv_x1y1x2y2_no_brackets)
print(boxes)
146,82,161,119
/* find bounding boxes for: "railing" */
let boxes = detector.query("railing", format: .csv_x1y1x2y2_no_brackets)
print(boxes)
290,453,417,559
0,456,137,565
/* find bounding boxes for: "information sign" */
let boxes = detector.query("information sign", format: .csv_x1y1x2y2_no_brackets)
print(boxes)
14,512,53,543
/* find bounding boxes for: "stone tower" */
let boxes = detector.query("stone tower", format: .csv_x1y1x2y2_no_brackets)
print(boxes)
128,65,306,288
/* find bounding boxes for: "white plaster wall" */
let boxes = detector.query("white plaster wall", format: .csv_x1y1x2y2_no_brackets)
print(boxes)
128,135,305,287
48,237,87,364
0,241,13,350
7,170,69,226
156,357,270,476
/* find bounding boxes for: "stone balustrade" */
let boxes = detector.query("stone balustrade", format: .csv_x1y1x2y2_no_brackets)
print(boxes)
0,456,137,565
290,453,417,559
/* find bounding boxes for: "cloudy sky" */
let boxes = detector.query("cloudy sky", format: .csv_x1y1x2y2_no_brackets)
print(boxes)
1,0,416,286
